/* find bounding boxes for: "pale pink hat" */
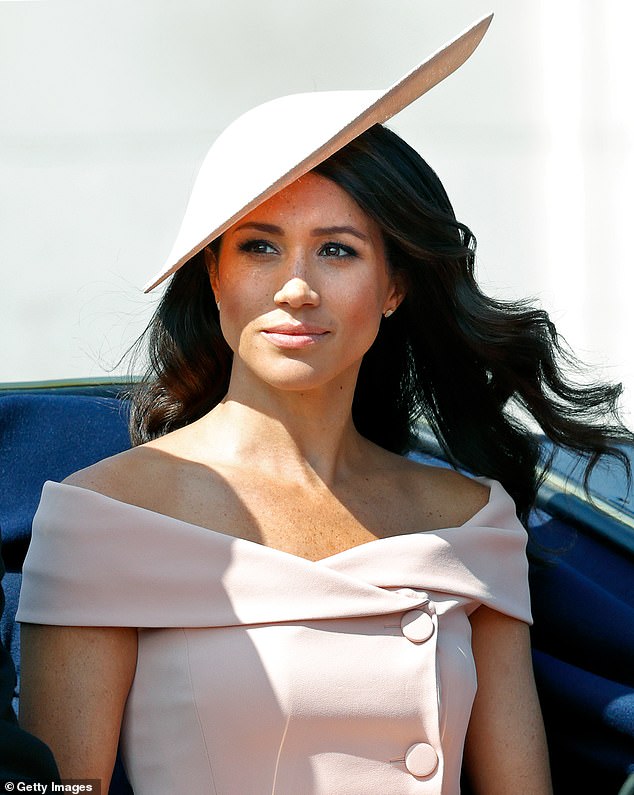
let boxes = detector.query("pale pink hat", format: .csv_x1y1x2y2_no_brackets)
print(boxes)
144,13,493,292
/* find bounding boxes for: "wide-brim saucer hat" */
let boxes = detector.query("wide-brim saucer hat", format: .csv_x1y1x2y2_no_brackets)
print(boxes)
144,13,493,293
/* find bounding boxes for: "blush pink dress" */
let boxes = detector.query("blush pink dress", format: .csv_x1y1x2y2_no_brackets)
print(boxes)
17,478,531,795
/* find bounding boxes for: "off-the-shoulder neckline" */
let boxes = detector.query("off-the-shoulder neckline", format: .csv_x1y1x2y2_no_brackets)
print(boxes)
45,478,501,564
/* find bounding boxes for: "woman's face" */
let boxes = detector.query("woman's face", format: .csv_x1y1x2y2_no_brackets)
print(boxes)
210,171,403,395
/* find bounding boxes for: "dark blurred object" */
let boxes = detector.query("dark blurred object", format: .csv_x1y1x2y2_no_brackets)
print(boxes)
0,544,60,785
529,444,633,793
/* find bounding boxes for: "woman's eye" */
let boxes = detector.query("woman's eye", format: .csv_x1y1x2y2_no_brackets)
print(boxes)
319,242,357,258
239,239,278,255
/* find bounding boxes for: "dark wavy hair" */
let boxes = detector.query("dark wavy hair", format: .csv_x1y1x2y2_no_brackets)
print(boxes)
129,123,632,524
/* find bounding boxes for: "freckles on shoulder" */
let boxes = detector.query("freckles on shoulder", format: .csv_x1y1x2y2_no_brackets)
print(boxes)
61,444,172,508
401,460,492,530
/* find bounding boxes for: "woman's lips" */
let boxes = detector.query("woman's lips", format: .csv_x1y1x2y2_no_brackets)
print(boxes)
261,324,330,349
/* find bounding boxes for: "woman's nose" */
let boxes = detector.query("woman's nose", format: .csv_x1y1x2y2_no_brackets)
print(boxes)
274,277,320,308
273,257,320,308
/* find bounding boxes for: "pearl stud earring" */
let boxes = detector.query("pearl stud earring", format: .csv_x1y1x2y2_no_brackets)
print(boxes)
383,308,394,318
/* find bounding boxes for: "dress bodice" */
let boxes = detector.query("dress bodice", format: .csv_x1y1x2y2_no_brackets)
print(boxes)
17,478,531,794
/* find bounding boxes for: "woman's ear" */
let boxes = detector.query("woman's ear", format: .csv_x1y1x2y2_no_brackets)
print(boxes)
203,246,220,302
384,272,407,316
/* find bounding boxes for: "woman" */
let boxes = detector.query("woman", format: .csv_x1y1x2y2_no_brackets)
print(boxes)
16,17,631,795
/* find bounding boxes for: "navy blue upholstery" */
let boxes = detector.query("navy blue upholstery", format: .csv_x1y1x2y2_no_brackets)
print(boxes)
0,391,130,572
1,388,633,793
529,518,634,793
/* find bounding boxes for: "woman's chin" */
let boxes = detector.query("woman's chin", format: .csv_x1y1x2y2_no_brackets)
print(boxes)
236,360,357,397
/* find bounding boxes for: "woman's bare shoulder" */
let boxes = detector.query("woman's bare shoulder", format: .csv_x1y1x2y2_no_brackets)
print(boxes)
62,443,173,506
378,449,491,530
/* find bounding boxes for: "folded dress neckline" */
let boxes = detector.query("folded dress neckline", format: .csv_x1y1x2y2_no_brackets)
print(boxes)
51,477,496,564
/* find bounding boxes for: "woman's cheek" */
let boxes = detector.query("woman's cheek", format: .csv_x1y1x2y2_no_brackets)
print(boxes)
218,276,266,352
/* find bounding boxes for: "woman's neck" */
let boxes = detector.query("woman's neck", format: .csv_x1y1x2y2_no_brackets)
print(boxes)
191,366,367,488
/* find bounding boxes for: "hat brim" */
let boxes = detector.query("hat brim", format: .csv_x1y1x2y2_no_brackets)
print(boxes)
144,13,493,292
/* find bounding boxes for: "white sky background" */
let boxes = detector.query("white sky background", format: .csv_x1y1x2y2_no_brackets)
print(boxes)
1,0,633,425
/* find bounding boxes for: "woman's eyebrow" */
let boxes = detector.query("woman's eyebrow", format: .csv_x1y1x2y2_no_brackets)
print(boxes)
233,222,284,234
311,225,369,242
232,222,369,242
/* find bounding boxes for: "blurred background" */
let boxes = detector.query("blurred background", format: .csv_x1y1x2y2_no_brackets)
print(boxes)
1,0,633,424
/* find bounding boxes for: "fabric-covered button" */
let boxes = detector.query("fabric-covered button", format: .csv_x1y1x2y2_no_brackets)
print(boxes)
405,742,439,777
401,609,435,643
